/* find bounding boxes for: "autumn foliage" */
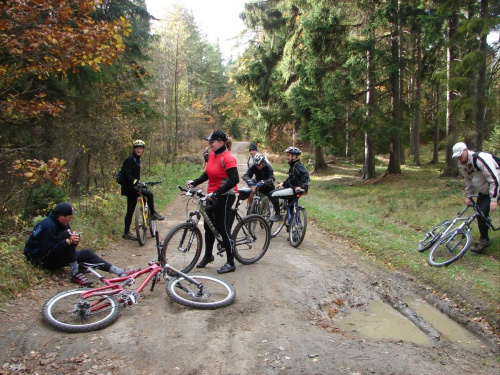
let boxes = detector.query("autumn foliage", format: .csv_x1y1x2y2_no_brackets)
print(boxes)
9,158,68,186
0,0,131,121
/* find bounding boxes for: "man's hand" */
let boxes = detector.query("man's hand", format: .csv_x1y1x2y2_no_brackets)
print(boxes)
491,200,498,213
465,197,472,206
276,182,283,189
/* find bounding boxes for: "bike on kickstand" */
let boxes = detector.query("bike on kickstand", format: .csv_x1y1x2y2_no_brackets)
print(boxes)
161,186,270,267
41,231,236,333
134,179,162,246
427,195,498,267
269,189,308,248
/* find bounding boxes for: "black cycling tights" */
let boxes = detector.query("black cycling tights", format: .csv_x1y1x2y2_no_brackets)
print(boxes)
203,194,236,265
37,247,112,272
124,189,155,234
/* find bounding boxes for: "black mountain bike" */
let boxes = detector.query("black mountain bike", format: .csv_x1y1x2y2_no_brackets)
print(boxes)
269,189,307,247
161,186,271,269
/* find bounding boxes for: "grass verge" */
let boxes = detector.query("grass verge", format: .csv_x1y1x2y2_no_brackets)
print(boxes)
273,157,499,334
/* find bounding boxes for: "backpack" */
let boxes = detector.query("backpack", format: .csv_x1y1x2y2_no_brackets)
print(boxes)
472,152,500,171
115,168,124,185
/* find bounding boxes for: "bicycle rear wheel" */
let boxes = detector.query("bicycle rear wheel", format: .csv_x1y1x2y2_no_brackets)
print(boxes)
428,229,472,267
232,214,270,264
42,288,120,333
162,222,202,274
134,203,147,246
148,206,157,237
269,199,286,238
166,274,236,309
417,220,452,252
289,207,307,248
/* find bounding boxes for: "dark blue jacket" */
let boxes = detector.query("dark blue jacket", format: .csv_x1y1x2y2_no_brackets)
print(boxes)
24,212,72,264
242,162,275,187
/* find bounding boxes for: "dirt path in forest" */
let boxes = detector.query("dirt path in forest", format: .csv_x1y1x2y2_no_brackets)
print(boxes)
0,142,498,375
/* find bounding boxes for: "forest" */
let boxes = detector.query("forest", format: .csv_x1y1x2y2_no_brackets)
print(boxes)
0,0,499,228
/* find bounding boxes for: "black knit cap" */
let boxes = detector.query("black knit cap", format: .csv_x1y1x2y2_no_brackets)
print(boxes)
204,130,228,142
53,202,74,216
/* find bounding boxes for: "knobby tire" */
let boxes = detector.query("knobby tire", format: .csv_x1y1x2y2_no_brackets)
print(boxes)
428,229,472,267
162,222,202,274
417,220,453,253
42,288,120,333
135,203,147,246
269,199,286,238
232,214,270,265
166,274,236,309
289,207,307,248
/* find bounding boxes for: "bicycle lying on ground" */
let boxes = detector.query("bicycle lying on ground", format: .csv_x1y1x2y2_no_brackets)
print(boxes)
162,186,270,268
42,231,236,333
269,189,307,247
417,203,470,252
134,179,162,246
427,195,498,267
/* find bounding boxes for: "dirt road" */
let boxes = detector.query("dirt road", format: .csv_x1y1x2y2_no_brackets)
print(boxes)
1,142,498,375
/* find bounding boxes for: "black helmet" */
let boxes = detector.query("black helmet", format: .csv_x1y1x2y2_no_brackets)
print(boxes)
285,146,301,155
253,154,266,165
249,142,258,151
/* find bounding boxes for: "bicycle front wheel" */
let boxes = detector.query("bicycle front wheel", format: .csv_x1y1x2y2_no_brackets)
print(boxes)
162,222,202,273
166,274,236,309
134,203,147,246
232,214,270,264
417,220,452,252
269,199,286,238
428,229,472,267
42,288,120,333
289,207,307,248
148,206,157,237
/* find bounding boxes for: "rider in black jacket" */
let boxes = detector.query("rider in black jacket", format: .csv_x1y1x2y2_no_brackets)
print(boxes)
121,140,164,240
270,146,310,219
242,154,280,219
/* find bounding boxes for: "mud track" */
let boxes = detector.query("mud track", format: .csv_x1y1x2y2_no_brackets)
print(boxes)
1,142,498,375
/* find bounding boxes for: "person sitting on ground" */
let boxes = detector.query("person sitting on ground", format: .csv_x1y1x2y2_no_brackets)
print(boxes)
270,146,310,219
242,153,281,221
24,202,141,286
452,142,499,253
120,139,165,241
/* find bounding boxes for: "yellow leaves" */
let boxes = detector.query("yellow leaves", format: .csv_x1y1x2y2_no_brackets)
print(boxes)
8,158,68,187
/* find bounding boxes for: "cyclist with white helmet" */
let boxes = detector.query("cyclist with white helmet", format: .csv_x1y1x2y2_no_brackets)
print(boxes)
270,146,310,217
242,154,281,220
120,140,165,241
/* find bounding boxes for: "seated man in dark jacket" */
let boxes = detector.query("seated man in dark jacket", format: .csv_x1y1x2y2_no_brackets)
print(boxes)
242,154,281,221
24,202,140,286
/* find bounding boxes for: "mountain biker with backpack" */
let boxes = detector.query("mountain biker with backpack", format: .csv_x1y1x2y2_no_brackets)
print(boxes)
24,202,140,286
270,146,310,218
452,142,499,253
242,153,281,221
120,140,165,241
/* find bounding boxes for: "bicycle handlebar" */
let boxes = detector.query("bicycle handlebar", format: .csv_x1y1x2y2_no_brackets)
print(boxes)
177,185,206,198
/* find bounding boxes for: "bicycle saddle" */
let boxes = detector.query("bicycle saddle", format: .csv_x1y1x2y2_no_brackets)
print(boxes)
238,187,252,201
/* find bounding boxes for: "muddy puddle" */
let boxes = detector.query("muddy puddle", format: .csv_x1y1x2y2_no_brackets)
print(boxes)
404,298,484,350
335,299,484,350
335,301,431,346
